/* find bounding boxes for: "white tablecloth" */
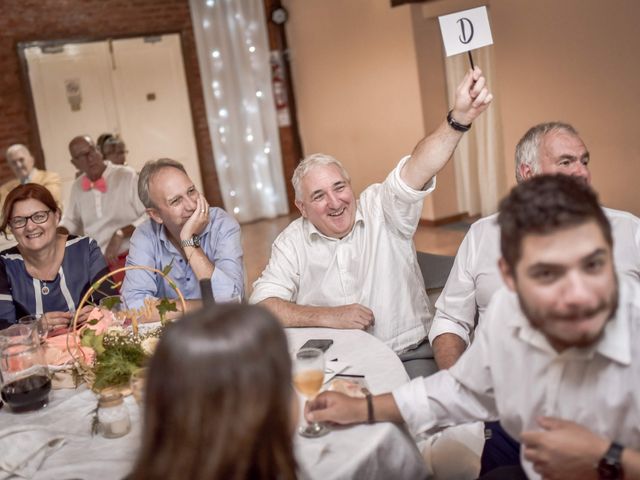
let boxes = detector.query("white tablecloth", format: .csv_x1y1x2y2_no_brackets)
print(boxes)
287,328,428,480
0,328,427,480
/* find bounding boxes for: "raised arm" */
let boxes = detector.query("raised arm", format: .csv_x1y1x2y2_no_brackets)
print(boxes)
401,67,492,190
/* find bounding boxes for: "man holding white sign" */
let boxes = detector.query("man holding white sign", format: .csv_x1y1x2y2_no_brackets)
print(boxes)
251,68,492,378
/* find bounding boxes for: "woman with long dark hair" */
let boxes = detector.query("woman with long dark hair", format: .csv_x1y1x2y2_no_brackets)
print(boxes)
129,304,298,480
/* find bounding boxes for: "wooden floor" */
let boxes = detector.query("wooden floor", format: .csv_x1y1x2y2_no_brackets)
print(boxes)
241,213,467,294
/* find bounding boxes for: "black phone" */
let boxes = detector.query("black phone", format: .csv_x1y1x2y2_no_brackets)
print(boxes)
299,339,334,352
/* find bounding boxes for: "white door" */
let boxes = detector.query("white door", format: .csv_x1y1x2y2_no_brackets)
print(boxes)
25,41,119,207
24,34,202,210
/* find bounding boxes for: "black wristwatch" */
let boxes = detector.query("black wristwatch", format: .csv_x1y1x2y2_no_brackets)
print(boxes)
597,442,624,479
180,234,201,248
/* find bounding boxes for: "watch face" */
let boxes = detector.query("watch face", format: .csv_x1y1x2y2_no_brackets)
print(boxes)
192,235,201,247
598,459,623,479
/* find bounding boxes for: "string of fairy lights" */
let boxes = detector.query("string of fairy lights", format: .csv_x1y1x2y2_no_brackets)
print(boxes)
192,0,287,221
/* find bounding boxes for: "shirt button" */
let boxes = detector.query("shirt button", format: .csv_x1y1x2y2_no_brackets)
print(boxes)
186,278,191,281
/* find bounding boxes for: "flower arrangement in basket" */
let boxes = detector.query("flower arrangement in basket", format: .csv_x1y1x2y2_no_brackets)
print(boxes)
62,264,186,392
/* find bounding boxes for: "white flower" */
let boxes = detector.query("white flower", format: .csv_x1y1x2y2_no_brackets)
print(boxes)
105,326,126,337
141,337,159,356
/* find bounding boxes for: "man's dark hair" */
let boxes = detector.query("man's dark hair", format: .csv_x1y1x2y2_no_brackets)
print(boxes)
498,174,612,271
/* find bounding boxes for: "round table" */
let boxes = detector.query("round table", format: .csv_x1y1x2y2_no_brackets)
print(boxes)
287,327,428,479
0,328,427,480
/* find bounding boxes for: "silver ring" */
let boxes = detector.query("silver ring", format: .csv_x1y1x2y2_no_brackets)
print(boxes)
201,209,205,213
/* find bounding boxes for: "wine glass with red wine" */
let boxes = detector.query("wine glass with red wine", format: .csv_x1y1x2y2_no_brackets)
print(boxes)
0,324,51,413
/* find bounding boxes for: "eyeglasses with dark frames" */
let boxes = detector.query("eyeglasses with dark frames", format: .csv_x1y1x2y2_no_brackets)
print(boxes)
9,210,52,229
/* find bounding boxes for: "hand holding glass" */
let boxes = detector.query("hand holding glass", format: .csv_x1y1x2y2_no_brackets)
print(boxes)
293,348,329,437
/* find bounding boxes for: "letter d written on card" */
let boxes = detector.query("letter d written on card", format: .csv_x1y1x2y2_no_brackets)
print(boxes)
438,6,493,57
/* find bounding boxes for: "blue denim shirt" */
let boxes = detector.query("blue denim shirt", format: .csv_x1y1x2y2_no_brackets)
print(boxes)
122,207,244,309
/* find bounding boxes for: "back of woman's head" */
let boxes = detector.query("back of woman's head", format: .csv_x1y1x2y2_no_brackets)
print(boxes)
130,304,297,480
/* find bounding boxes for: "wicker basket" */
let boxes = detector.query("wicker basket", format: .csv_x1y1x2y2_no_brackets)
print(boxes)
65,265,187,389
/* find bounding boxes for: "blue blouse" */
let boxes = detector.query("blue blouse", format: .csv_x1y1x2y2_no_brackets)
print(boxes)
0,236,115,329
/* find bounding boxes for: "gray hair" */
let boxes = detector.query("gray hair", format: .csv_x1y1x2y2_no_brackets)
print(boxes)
514,122,580,183
103,135,124,150
292,153,351,201
138,158,187,208
5,144,29,159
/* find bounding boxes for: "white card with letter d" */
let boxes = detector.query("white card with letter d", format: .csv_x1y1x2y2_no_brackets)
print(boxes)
438,6,493,57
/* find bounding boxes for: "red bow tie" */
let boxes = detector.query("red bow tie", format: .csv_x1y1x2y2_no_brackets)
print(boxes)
81,176,107,193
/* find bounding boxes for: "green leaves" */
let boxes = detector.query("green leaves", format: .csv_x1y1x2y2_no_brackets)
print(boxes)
100,296,122,311
92,342,146,391
156,298,177,326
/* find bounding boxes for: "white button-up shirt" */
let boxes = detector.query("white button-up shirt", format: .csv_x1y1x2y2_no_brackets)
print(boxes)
395,278,640,480
429,207,640,345
250,157,435,354
61,162,147,254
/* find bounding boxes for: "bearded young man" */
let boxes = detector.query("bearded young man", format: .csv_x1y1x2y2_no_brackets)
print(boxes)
305,175,640,480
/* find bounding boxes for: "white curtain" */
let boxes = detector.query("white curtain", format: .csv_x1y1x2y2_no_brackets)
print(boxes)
444,47,506,216
190,0,289,222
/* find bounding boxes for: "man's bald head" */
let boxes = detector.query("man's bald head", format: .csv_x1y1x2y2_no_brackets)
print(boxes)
68,135,106,181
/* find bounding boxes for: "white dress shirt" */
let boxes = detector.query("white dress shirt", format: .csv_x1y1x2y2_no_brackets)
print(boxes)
60,162,147,254
395,278,640,480
250,157,435,354
429,207,640,345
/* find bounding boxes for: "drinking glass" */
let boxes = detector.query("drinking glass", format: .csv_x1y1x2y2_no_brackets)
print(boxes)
293,347,329,438
0,324,51,413
18,314,48,344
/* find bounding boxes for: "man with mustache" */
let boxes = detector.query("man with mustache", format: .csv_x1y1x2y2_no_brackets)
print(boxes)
250,67,493,377
121,159,244,314
305,175,640,480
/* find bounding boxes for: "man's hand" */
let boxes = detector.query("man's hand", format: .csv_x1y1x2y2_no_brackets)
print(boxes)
331,304,375,330
180,192,210,243
305,391,368,425
105,230,124,263
451,66,493,125
521,417,609,480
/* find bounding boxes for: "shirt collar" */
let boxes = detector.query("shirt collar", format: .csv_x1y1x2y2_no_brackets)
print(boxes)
504,281,631,365
305,204,365,241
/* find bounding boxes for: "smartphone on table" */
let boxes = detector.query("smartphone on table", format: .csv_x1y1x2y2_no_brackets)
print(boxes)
299,339,333,352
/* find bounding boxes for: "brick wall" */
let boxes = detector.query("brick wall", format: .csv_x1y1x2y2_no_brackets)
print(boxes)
0,0,223,205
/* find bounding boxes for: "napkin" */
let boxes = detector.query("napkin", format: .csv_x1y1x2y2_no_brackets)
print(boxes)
323,360,349,384
0,425,66,480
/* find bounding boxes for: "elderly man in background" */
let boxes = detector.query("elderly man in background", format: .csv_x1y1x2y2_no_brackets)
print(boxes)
250,67,493,378
428,121,640,477
60,135,146,272
121,159,244,315
0,144,61,208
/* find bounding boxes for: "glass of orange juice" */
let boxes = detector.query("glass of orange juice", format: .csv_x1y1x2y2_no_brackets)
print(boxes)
293,347,329,438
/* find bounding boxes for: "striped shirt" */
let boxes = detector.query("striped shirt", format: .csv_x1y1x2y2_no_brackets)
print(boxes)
0,236,113,328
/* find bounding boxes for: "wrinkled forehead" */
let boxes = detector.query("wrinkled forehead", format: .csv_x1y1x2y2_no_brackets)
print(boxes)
301,164,349,194
541,130,587,157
